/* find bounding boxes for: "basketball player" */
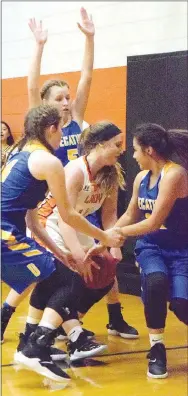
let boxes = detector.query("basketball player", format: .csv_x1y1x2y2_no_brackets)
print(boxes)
1,8,96,341
27,12,139,339
20,122,138,361
1,105,124,381
88,123,188,379
1,121,14,166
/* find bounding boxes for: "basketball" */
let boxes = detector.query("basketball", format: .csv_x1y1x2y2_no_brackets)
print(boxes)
85,251,120,290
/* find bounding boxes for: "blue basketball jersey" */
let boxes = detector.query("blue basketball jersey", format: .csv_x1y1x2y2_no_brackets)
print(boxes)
137,163,188,249
1,143,48,233
55,120,81,167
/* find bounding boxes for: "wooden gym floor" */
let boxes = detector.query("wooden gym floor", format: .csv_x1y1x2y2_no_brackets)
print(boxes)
1,282,188,396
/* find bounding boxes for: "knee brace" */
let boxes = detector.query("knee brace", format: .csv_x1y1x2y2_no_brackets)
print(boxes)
46,286,78,321
30,259,80,310
169,298,188,325
29,279,57,310
77,282,113,314
143,272,168,329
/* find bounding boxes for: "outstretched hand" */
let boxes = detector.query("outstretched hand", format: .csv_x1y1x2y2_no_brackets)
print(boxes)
55,248,76,270
82,258,100,283
28,18,48,45
77,7,95,37
84,244,106,261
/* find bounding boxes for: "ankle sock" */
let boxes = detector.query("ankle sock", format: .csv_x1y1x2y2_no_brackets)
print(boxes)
149,333,164,347
68,326,83,343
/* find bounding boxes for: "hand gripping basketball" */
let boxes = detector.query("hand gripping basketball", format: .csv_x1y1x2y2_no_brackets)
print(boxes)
84,250,120,290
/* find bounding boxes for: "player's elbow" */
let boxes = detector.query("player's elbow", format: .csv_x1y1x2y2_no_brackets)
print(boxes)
147,216,164,232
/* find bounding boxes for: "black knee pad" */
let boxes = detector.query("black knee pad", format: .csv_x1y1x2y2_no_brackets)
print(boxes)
46,286,78,321
169,298,188,325
77,282,114,314
144,272,168,329
30,259,79,310
30,281,53,310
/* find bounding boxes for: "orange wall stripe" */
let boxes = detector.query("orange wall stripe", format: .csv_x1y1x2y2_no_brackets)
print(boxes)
2,66,127,148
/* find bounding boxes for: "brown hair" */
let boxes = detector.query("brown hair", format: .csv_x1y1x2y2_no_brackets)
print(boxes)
4,105,61,166
40,79,69,100
134,123,188,170
78,121,125,194
1,121,14,146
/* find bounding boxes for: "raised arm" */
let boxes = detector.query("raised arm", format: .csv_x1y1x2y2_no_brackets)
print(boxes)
71,7,95,127
28,18,48,108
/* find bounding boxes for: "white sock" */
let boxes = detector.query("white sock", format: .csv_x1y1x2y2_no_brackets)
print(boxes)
38,320,57,331
149,333,164,347
68,326,83,343
26,316,40,325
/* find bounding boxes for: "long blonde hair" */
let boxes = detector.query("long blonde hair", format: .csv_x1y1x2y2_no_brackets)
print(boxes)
78,121,125,194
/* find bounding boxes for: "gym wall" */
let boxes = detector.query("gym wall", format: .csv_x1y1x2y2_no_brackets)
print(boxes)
2,2,187,142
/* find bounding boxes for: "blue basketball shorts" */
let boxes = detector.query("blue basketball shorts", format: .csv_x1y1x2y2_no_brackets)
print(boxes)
1,225,56,294
135,241,188,302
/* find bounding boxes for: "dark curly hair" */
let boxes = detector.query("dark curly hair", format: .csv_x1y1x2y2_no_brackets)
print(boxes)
134,123,188,170
1,121,14,145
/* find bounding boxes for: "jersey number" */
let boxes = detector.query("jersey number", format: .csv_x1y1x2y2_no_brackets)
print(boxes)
67,148,78,161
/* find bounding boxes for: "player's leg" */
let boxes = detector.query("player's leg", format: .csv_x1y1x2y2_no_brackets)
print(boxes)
17,260,78,361
136,242,169,379
46,273,108,362
16,260,106,365
1,285,34,343
2,240,70,381
87,210,138,337
63,281,114,360
168,248,188,325
105,277,139,338
1,235,54,343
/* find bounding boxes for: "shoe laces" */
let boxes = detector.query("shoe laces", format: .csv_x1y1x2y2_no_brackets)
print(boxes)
67,332,97,350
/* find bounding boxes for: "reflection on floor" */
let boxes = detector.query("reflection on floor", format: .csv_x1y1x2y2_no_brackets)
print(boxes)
1,283,188,396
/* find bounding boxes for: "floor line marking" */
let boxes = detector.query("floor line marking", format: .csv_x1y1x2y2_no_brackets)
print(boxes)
1,345,187,368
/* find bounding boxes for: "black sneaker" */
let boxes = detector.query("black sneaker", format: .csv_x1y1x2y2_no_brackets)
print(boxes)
147,343,168,379
56,325,95,341
67,331,107,361
1,305,15,343
14,327,70,382
17,333,68,361
107,321,139,339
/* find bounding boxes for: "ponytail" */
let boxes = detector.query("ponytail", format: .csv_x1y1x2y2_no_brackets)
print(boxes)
134,123,188,169
167,129,188,170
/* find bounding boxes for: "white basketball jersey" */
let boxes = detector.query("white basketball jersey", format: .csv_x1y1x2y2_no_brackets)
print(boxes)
75,156,106,217
32,156,107,253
